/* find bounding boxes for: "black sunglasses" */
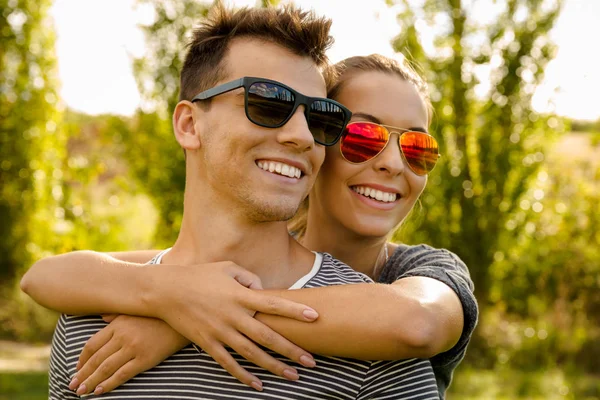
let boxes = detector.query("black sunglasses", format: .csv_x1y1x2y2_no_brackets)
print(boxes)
191,77,351,146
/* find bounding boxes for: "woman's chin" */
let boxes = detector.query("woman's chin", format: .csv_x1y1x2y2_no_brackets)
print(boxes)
346,220,395,239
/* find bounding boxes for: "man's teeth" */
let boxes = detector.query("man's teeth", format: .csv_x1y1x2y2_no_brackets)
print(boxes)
352,186,397,203
257,161,301,179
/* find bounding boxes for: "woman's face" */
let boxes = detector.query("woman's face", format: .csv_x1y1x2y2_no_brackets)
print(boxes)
310,70,429,238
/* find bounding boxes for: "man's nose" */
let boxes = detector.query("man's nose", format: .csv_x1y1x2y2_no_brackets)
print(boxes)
275,106,314,151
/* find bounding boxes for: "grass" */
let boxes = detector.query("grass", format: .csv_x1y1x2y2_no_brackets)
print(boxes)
0,372,47,400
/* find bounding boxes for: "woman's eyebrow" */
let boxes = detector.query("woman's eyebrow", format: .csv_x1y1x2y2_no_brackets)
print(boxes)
352,112,428,133
352,112,382,124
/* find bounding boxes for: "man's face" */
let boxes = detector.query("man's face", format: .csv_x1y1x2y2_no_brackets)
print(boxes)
193,38,327,223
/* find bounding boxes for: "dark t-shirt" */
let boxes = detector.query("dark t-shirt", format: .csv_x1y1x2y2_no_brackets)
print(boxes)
377,244,478,399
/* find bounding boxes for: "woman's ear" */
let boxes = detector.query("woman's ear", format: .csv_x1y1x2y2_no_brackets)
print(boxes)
173,100,201,150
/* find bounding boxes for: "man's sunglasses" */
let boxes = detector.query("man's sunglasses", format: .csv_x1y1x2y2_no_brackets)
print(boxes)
340,122,441,176
192,77,352,146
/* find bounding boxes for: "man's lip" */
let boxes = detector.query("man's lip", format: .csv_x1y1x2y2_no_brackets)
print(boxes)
350,183,402,195
256,158,309,175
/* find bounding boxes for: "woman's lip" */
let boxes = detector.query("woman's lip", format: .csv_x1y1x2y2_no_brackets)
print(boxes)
349,187,399,210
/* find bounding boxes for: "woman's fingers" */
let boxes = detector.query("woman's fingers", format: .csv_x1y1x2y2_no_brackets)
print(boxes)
245,291,319,322
70,337,121,393
202,339,263,391
239,318,316,369
227,264,263,289
76,326,113,371
225,327,301,382
75,349,134,395
92,358,140,395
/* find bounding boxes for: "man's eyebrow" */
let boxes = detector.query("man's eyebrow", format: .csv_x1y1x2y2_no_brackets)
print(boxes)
352,112,428,132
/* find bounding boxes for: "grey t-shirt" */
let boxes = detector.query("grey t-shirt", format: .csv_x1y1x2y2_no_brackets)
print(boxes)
377,244,478,399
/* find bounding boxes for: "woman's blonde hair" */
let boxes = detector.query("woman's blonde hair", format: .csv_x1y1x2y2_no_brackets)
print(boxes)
287,54,432,240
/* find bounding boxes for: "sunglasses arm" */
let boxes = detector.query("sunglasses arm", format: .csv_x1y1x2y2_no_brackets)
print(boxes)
192,78,245,102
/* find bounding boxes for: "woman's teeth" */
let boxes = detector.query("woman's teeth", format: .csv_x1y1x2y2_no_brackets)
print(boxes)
257,161,302,179
352,186,397,203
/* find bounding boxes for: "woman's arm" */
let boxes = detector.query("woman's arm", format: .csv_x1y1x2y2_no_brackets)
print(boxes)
20,252,320,387
256,277,463,360
21,249,467,362
20,250,161,315
255,245,472,361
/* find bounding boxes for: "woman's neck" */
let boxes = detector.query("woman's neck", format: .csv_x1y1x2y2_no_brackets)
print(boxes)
302,211,388,279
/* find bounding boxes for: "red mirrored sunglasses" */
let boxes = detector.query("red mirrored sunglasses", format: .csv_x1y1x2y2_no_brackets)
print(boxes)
340,121,441,176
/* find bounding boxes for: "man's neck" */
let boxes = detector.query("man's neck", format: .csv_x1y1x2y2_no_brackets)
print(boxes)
163,194,316,289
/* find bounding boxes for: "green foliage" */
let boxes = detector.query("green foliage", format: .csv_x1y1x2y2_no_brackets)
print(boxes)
390,0,565,302
126,0,211,244
0,0,64,279
482,141,600,371
448,367,600,400
0,284,58,342
54,110,159,253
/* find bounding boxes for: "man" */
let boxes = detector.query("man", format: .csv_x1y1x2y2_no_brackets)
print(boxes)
46,5,440,399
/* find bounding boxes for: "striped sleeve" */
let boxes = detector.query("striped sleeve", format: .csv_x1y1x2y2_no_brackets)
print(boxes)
48,314,77,400
356,359,440,400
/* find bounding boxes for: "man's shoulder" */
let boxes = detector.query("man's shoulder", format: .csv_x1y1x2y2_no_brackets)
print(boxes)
305,253,373,288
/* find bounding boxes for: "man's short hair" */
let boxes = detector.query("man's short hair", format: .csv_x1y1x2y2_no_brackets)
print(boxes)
179,4,334,102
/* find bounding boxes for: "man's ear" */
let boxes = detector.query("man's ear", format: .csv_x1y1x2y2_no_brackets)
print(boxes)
173,100,201,150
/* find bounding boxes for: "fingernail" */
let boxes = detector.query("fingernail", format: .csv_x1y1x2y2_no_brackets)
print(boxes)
76,384,87,395
300,355,316,368
69,377,79,390
283,368,299,380
251,381,263,391
94,386,104,395
303,308,318,320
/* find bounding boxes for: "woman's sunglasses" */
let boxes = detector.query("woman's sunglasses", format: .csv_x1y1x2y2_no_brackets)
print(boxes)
340,122,441,176
192,77,352,146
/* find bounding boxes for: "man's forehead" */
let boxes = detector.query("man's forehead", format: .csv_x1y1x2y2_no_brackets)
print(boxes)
221,37,327,97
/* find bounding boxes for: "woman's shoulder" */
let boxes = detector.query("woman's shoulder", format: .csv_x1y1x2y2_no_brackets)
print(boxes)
387,242,464,264
379,242,470,284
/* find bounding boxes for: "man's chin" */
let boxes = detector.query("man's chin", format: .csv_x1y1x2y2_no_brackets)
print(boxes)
249,202,300,223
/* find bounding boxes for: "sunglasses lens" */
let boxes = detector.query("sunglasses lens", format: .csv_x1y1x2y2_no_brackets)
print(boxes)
340,122,389,163
308,101,347,145
247,82,295,126
400,132,439,175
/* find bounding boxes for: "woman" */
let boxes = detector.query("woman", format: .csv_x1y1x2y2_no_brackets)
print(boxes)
21,54,477,398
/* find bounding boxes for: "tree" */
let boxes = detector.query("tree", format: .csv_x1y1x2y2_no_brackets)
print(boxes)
390,0,565,304
0,0,64,278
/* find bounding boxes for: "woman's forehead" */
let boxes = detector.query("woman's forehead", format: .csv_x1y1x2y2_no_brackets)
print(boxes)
335,71,428,129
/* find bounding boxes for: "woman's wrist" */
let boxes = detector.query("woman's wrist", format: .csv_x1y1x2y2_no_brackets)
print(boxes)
136,264,169,319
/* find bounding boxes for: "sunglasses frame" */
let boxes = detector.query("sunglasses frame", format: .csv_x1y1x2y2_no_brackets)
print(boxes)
340,121,441,176
191,77,352,146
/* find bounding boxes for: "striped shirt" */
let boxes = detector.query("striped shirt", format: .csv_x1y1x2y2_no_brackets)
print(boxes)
48,252,440,399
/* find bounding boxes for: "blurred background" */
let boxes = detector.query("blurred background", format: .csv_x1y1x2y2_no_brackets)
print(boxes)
1,0,599,398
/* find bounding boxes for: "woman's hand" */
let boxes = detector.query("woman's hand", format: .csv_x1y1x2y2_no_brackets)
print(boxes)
68,315,189,396
144,261,318,390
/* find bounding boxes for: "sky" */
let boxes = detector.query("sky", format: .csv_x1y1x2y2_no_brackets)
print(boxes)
49,0,600,120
